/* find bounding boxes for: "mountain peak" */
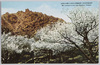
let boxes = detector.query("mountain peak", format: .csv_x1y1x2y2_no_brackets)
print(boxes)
2,9,65,38
25,8,30,12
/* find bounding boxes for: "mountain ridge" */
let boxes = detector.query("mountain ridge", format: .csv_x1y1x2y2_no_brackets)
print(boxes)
1,9,65,38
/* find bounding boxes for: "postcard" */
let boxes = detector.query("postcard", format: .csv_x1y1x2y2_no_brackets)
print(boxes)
1,0,99,64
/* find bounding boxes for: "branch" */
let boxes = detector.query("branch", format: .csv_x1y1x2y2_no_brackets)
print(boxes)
93,36,99,43
58,31,96,63
87,18,98,33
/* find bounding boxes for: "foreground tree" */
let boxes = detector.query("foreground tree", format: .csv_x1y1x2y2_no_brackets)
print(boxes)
60,7,99,63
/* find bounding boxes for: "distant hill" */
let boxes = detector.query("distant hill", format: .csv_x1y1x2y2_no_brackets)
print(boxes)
1,9,65,38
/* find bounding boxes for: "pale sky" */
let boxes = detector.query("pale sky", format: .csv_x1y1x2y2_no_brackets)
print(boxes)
1,1,99,22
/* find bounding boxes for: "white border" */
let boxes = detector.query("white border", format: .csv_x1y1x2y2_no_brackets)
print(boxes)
0,0,100,65
0,0,99,1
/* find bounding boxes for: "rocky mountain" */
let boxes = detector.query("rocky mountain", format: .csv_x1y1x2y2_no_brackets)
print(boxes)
1,9,65,38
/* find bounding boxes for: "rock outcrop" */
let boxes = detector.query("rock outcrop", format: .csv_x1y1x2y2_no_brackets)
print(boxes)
1,9,64,38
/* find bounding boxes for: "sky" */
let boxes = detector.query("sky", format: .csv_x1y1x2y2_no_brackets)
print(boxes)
1,1,99,22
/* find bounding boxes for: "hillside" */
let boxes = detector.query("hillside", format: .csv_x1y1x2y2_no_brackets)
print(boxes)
1,9,64,38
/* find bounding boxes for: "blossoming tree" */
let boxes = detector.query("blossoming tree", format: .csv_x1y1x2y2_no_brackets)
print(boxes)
60,7,99,63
